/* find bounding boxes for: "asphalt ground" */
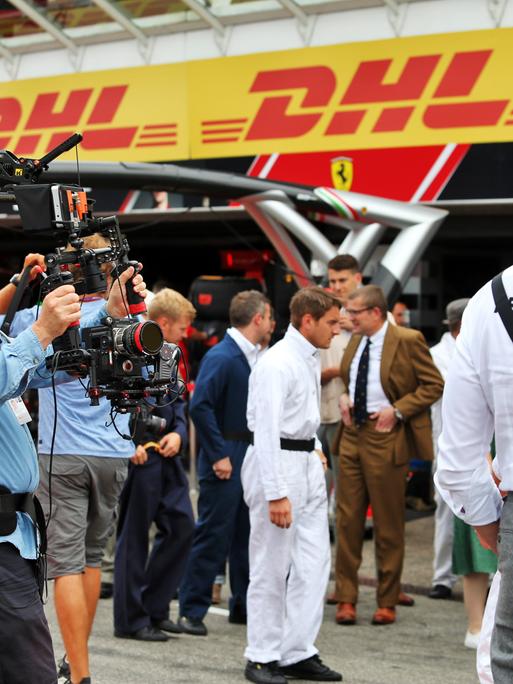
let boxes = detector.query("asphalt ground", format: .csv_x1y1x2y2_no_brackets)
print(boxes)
45,513,480,684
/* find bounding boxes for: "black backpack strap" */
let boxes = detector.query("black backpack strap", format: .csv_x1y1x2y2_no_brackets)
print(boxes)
492,272,513,343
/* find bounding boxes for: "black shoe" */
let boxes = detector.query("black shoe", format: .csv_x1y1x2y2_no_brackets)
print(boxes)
228,605,247,624
152,618,182,634
245,661,287,684
63,679,91,684
428,584,452,600
279,654,342,681
114,625,169,641
99,582,113,599
178,616,208,636
58,654,70,678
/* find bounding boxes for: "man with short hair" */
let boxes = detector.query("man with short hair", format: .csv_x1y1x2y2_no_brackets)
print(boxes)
429,299,469,601
242,286,342,684
334,285,443,626
319,255,362,494
178,290,272,636
114,288,196,641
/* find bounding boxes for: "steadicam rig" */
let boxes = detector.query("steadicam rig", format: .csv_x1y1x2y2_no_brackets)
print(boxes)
0,133,183,413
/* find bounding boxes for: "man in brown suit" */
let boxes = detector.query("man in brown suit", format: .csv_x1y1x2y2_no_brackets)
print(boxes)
333,285,443,626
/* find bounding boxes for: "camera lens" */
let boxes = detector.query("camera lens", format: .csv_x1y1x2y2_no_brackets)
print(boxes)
114,321,163,356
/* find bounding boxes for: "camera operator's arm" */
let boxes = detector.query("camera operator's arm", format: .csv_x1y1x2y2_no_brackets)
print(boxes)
0,284,80,400
0,253,46,315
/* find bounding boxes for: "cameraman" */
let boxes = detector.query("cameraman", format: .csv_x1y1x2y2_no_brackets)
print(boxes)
0,255,145,684
114,288,196,641
0,249,147,684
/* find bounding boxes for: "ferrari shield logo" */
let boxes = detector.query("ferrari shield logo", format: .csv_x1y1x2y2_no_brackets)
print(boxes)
331,156,353,191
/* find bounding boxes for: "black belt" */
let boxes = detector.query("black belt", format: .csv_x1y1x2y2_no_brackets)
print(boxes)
224,431,315,452
279,437,316,452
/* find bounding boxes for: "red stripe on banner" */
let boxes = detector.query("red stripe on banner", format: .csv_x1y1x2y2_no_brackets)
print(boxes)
202,127,244,135
202,137,240,144
201,118,248,125
142,123,177,129
419,144,470,201
247,155,268,177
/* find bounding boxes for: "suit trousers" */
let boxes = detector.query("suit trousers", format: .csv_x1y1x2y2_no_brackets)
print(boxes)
335,421,408,608
179,448,250,621
114,452,195,633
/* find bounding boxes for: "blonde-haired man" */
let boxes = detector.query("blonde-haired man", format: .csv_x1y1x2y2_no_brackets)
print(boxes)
114,288,196,641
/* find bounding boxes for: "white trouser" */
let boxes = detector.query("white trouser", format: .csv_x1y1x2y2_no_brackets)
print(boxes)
432,485,457,588
241,448,331,666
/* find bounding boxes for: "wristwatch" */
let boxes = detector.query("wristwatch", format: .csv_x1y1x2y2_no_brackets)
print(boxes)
393,407,404,422
9,273,20,287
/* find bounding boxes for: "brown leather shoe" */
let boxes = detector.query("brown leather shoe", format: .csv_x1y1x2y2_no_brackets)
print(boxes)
372,607,396,625
398,592,415,607
335,602,356,625
326,592,337,605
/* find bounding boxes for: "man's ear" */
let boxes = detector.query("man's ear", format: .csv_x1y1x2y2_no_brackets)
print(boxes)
355,273,363,285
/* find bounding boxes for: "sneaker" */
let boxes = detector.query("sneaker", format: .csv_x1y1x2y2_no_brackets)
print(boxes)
464,630,480,649
58,654,70,679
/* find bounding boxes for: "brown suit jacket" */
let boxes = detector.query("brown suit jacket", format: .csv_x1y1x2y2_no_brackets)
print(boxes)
334,323,444,465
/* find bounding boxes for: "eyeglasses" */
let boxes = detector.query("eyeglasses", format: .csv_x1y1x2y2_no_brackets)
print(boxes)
346,307,373,316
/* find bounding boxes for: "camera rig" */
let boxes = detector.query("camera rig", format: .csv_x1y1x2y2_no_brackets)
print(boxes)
0,133,182,412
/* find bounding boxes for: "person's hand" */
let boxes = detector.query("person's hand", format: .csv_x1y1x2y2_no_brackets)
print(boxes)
371,406,397,432
339,312,354,332
269,497,292,528
106,264,147,318
131,445,149,465
159,432,182,458
474,520,500,554
32,285,81,349
340,393,353,427
316,449,328,471
21,253,46,281
213,457,232,480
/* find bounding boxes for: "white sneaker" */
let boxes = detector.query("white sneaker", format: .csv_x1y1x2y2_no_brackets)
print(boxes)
464,630,480,649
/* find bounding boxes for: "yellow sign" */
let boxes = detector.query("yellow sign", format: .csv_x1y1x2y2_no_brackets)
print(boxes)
1,27,513,161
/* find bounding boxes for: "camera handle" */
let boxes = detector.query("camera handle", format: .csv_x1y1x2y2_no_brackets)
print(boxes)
41,260,81,356
111,261,147,316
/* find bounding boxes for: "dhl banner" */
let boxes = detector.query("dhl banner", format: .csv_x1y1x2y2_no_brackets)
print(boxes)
2,27,513,162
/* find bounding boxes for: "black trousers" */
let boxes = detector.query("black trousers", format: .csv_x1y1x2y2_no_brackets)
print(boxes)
0,543,57,684
114,453,195,633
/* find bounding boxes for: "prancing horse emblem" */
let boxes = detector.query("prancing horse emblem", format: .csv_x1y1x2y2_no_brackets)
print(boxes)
330,156,353,191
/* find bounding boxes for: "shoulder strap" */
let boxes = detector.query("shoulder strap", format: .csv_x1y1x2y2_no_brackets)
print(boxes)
491,272,513,343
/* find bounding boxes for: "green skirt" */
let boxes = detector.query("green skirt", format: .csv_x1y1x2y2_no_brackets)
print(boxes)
452,516,498,576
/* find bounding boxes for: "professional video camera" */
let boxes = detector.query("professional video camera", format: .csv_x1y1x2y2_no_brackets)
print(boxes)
0,133,182,413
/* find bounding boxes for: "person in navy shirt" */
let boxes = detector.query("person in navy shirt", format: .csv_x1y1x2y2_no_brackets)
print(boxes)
179,290,272,636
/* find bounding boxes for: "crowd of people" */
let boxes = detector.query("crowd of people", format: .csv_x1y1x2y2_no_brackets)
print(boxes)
0,243,507,684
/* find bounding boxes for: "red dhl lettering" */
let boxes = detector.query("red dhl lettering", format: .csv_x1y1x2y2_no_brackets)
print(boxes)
244,49,507,140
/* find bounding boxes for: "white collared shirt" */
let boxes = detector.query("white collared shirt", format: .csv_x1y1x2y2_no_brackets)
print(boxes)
227,326,259,369
348,320,392,414
246,324,322,500
434,269,513,527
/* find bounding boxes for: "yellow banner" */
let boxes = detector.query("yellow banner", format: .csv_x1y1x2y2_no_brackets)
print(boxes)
2,27,513,161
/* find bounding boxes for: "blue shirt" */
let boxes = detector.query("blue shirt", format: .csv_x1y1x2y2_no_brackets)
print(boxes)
8,300,133,459
0,302,121,558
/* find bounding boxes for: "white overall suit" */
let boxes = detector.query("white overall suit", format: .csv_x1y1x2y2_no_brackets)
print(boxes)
241,324,330,666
